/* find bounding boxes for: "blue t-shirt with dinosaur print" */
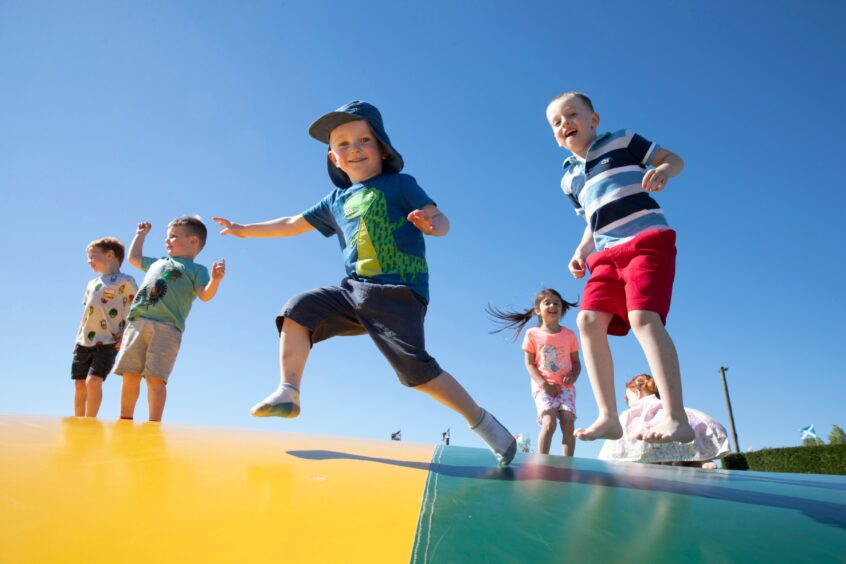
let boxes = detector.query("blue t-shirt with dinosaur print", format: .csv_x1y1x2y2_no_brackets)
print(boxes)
303,172,434,302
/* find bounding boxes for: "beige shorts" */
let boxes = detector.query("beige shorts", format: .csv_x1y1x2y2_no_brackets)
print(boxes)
114,319,182,381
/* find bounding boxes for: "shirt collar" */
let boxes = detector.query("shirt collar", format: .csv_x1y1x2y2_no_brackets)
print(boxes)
562,131,612,168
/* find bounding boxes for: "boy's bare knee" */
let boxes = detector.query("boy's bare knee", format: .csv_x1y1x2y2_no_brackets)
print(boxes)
146,376,167,390
628,310,661,333
577,310,610,335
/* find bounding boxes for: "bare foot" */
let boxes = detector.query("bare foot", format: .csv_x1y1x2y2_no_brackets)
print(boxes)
574,417,623,441
701,461,717,470
636,416,694,443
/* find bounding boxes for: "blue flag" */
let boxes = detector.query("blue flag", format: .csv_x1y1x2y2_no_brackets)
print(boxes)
800,424,818,440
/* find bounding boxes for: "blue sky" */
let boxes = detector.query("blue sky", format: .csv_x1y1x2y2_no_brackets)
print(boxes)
2,1,844,460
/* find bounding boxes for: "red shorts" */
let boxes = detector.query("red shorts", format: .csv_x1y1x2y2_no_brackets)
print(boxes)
581,228,676,336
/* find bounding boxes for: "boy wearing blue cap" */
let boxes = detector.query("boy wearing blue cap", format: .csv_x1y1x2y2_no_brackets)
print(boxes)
214,101,516,464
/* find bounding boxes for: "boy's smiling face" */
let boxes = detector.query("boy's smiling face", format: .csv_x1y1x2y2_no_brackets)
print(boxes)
546,95,600,158
165,225,199,259
328,120,385,184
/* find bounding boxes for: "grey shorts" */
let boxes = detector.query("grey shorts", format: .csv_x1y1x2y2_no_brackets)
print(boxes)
71,344,118,380
113,318,182,382
277,278,442,387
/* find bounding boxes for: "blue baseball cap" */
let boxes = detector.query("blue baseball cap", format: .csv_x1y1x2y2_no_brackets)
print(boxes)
308,100,404,188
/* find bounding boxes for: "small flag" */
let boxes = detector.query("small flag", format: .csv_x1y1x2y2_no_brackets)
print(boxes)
442,428,450,445
391,430,401,441
800,424,818,440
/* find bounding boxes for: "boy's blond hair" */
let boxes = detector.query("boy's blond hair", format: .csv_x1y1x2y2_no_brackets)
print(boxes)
549,91,595,112
87,237,126,266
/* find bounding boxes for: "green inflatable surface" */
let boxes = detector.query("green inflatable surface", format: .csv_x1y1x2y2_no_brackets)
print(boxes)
411,446,846,563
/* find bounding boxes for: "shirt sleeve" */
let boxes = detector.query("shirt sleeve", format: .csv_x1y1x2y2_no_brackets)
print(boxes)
627,130,661,166
521,329,537,354
400,174,436,211
569,330,579,353
302,193,339,238
193,265,211,291
141,256,157,271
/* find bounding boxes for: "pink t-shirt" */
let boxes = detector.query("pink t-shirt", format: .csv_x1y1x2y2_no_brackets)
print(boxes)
522,326,579,393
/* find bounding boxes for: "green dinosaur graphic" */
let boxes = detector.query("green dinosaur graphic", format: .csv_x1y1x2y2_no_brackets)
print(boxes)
344,188,427,282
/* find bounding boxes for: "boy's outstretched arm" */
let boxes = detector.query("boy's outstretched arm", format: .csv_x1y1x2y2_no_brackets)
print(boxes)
407,204,450,236
642,148,684,192
212,215,315,238
196,259,225,302
127,222,151,269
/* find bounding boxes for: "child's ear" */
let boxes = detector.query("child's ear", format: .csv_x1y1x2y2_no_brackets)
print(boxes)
591,112,600,130
328,149,339,167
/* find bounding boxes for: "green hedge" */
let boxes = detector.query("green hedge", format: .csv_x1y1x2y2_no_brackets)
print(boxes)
720,444,846,475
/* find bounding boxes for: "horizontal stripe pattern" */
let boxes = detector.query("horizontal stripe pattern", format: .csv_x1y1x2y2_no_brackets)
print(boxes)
560,129,667,250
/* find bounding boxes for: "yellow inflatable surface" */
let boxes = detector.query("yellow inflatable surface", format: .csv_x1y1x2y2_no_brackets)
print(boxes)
0,415,435,563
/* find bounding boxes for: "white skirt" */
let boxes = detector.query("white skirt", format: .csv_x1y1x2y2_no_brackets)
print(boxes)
598,395,730,463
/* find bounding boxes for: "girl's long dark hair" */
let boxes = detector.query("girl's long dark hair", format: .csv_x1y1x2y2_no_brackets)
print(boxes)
487,288,578,341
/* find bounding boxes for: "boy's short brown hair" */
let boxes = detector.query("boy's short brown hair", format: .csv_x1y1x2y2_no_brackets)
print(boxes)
549,91,595,112
87,237,126,265
168,216,207,249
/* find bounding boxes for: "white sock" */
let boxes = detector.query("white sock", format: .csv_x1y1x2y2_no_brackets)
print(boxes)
470,408,517,466
250,383,301,418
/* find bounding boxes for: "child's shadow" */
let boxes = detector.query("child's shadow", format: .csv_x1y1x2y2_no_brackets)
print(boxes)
287,449,846,529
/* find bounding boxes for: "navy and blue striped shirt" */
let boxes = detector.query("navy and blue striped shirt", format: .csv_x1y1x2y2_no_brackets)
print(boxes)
560,129,668,251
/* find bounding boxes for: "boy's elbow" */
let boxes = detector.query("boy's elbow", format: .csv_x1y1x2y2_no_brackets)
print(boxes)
196,290,214,302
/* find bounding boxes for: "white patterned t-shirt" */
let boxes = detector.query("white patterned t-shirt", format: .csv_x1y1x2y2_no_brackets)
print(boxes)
75,272,137,346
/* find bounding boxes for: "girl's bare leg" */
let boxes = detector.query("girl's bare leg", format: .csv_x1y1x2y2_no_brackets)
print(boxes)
537,412,557,455
559,411,576,456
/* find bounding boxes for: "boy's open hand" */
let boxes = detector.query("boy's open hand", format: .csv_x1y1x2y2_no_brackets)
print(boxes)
562,371,578,386
642,169,668,192
212,217,245,237
136,222,152,236
407,209,435,235
211,259,226,280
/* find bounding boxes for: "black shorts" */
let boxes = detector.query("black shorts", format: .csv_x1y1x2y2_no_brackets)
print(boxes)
277,278,442,387
71,343,118,380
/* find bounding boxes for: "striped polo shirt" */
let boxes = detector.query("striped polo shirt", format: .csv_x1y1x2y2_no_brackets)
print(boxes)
560,129,669,251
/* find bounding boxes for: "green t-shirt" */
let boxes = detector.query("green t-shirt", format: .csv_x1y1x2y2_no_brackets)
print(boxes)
128,256,210,333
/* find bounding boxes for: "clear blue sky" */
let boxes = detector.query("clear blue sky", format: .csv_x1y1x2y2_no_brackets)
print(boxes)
2,1,844,460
